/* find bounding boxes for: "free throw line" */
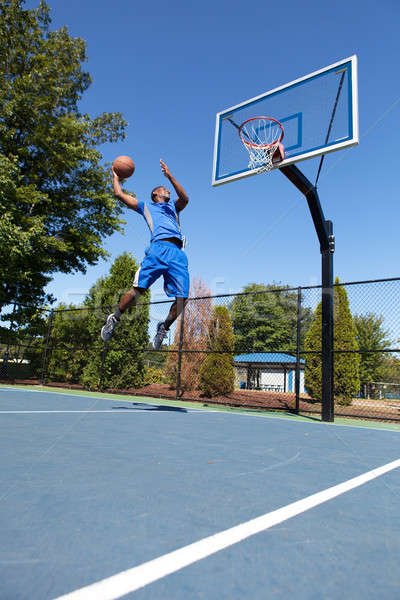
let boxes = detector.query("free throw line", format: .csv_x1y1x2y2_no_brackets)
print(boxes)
53,458,400,600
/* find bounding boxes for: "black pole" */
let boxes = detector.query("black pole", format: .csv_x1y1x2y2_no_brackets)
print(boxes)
280,164,334,421
98,342,107,392
321,220,334,421
176,302,186,400
295,287,302,413
1,300,18,379
279,164,330,251
40,309,54,385
0,347,9,379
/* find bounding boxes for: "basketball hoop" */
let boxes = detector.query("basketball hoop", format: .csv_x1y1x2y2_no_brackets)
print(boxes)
238,117,285,173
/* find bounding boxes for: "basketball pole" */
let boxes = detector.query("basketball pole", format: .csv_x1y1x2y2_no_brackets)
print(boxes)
279,164,335,422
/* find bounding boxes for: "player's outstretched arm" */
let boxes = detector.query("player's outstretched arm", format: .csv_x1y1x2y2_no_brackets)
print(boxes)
160,159,189,212
112,168,139,210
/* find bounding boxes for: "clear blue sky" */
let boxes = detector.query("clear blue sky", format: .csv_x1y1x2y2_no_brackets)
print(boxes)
26,0,400,306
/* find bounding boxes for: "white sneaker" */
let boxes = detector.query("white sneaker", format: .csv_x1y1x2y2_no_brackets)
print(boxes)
101,314,119,342
153,322,168,350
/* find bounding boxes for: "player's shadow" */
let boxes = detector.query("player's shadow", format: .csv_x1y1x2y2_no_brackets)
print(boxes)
112,403,187,413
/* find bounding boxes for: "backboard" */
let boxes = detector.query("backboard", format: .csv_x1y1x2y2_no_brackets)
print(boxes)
212,55,358,186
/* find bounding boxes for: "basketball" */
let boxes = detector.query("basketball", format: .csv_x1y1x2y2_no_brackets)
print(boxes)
112,155,135,179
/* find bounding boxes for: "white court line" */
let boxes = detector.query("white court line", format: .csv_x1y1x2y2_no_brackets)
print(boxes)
0,410,147,414
53,458,400,600
1,386,400,432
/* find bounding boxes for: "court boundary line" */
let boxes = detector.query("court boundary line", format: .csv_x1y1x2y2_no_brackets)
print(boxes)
53,458,400,600
1,385,400,432
0,410,152,414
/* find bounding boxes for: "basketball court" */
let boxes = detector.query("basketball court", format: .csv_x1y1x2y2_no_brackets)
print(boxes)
1,385,399,599
3,51,399,600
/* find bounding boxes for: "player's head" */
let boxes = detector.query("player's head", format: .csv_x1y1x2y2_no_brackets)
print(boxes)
151,186,170,203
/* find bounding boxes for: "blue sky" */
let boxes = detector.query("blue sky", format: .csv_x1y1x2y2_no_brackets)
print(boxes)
25,0,400,307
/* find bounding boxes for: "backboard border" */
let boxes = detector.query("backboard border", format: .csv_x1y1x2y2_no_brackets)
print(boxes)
212,55,359,186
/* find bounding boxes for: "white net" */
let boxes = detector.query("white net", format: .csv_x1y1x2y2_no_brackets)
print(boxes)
245,143,280,173
239,117,283,173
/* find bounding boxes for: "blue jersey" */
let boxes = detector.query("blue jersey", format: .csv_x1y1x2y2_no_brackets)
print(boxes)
136,198,183,244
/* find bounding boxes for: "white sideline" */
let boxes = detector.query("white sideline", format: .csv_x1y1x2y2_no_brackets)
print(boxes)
53,458,400,600
0,410,147,414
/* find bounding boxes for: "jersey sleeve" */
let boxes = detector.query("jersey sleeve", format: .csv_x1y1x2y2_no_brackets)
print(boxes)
136,200,145,215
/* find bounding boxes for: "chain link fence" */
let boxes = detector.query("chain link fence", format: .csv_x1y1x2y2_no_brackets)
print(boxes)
1,277,400,422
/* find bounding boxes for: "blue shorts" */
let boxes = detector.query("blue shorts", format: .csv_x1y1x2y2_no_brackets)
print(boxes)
133,240,190,298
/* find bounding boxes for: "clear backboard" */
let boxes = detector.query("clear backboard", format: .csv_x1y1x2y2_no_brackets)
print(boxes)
212,55,358,186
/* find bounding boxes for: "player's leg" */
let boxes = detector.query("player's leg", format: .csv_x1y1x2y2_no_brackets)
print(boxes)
153,244,189,350
153,297,187,350
101,287,145,342
165,297,187,329
116,287,144,315
101,246,162,342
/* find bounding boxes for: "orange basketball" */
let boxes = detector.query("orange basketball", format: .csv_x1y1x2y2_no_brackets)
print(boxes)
112,155,135,179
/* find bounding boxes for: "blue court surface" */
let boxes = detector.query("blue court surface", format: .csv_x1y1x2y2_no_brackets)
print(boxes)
1,385,399,600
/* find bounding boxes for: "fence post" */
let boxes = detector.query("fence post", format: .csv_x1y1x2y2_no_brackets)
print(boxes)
1,300,18,379
175,300,186,400
40,309,54,385
0,346,9,379
98,341,108,392
295,287,302,413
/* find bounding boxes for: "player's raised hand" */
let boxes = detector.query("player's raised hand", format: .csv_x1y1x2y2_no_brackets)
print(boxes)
160,159,171,178
111,166,119,180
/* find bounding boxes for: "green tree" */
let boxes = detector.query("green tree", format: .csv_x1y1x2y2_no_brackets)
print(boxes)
0,301,48,378
304,279,360,406
82,253,150,390
0,155,48,309
199,305,235,397
380,355,400,384
46,253,150,390
45,304,90,383
229,283,313,353
354,313,391,398
0,0,128,310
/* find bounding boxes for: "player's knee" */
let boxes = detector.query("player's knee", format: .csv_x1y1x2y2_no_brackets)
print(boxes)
133,286,145,299
176,297,187,311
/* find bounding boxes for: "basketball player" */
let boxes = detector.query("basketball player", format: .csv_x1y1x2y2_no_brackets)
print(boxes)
101,159,189,350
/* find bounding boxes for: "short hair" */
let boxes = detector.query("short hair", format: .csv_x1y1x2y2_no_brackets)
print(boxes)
151,186,163,201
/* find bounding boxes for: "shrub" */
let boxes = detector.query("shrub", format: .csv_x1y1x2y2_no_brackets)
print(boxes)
143,365,166,385
304,278,360,405
199,353,235,397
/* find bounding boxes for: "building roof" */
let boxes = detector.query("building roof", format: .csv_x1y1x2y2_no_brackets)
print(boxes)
234,352,305,365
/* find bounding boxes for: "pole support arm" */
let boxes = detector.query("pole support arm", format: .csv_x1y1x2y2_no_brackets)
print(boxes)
279,164,333,253
279,162,335,422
